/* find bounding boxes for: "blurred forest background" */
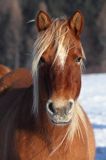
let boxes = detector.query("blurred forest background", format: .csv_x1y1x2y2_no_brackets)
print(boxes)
0,0,106,73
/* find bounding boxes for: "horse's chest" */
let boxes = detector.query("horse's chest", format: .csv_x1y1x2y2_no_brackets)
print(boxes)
16,132,89,160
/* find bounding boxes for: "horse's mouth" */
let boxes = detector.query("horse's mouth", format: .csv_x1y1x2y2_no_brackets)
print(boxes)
48,114,72,126
51,119,71,125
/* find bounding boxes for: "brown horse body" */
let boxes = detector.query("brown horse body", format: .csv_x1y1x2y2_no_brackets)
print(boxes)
0,11,95,160
0,68,32,93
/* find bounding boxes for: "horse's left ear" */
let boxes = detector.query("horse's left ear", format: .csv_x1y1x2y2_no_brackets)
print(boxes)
69,11,84,36
36,11,51,31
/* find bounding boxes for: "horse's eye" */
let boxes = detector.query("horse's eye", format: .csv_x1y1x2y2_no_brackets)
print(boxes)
39,57,46,66
75,57,82,63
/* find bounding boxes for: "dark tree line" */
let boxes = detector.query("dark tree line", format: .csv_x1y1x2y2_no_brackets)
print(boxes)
0,0,106,72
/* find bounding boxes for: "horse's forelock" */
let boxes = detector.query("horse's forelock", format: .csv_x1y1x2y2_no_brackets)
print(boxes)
32,18,71,75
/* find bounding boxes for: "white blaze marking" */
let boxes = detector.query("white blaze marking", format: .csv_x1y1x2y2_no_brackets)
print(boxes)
56,44,67,67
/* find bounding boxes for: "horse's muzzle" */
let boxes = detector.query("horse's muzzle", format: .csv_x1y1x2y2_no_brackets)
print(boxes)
46,99,74,125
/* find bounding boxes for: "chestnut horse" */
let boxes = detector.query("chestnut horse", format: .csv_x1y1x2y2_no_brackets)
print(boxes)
0,11,95,160
0,64,12,79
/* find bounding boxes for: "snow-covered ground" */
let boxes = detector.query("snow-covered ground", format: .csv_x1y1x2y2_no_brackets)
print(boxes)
79,73,106,160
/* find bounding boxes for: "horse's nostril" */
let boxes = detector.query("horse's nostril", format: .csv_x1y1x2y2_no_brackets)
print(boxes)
48,102,56,114
69,102,73,108
65,101,73,115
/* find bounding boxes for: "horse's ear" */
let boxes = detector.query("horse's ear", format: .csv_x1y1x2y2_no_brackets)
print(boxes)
69,11,84,36
36,11,51,31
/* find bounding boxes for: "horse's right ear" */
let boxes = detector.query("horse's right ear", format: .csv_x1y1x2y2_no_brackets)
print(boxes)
69,11,84,36
36,11,51,31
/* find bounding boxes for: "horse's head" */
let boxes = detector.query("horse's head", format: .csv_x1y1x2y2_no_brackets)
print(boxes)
32,11,85,125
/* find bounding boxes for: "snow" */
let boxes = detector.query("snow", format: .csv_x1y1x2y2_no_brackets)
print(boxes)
79,73,106,160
